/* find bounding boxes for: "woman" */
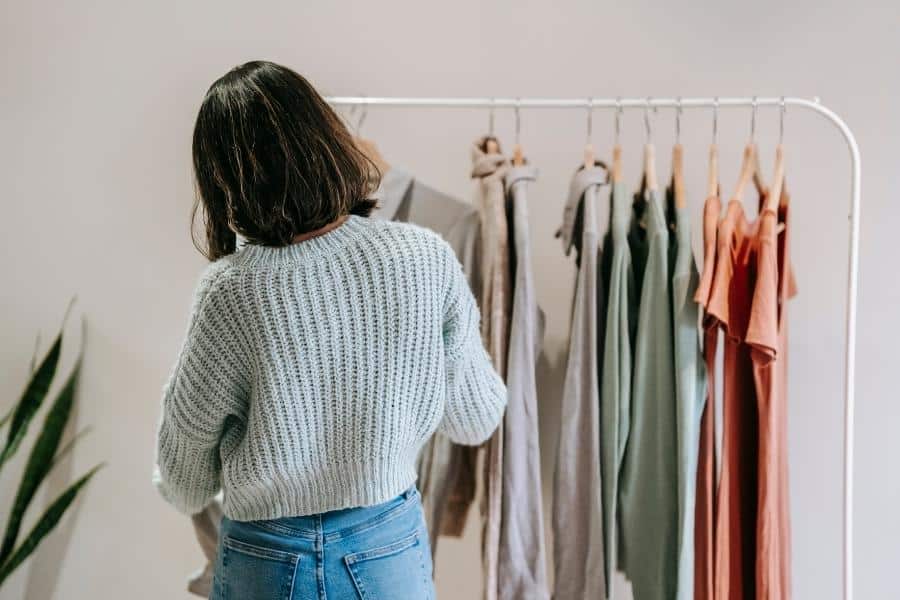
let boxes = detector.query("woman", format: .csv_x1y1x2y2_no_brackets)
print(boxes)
153,61,506,599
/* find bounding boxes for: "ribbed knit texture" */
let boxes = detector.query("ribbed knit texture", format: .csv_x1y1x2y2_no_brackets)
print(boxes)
154,215,507,521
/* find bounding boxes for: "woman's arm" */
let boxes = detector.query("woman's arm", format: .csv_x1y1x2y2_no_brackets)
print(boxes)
153,262,248,514
439,245,507,445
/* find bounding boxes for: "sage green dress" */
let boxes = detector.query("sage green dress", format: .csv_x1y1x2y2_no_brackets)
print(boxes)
618,188,678,600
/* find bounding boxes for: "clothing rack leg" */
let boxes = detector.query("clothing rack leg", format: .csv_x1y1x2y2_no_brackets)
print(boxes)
800,99,860,600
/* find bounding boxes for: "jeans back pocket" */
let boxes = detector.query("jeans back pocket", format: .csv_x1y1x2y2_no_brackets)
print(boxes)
214,535,300,600
344,530,431,599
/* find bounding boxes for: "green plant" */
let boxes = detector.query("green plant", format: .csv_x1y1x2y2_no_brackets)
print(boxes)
0,302,102,587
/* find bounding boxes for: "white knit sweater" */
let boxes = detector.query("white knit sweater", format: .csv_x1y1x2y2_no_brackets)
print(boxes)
154,215,506,520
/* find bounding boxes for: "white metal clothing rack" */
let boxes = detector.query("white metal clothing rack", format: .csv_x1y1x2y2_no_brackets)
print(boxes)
326,95,859,600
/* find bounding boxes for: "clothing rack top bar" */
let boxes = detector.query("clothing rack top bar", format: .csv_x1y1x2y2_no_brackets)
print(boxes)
326,95,821,110
327,94,859,600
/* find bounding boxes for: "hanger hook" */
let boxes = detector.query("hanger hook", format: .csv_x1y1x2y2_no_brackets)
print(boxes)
345,105,356,130
586,97,593,144
675,96,683,144
750,95,758,142
514,98,522,144
488,98,496,137
643,97,655,143
614,97,623,145
779,96,786,144
712,96,719,145
355,96,368,134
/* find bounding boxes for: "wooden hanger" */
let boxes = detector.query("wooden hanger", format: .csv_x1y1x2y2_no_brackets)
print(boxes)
707,99,719,198
748,98,768,197
730,143,756,202
643,144,658,192
766,100,788,232
751,143,768,197
583,100,595,169
484,100,502,155
732,141,778,217
611,101,623,182
776,99,790,212
765,143,785,214
672,100,686,208
642,101,658,192
512,100,525,166
513,144,525,166
733,98,779,203
672,143,686,208
707,144,719,198
612,146,623,182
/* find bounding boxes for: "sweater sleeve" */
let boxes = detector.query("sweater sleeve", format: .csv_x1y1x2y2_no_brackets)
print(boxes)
438,244,507,445
153,262,248,515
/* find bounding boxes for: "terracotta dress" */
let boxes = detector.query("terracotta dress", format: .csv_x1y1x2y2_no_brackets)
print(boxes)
700,189,796,600
707,199,761,600
747,194,796,600
694,194,722,600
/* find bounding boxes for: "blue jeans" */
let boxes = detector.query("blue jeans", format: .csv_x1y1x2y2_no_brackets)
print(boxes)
211,486,435,600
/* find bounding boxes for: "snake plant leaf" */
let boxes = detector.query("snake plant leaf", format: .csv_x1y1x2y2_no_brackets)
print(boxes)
0,356,82,564
0,336,62,471
29,332,42,375
0,335,43,431
49,427,92,473
0,464,102,586
0,299,75,471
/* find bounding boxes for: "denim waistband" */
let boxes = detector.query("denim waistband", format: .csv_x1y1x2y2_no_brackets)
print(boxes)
246,485,419,543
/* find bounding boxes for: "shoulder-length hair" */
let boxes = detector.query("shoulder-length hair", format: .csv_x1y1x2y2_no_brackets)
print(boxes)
191,61,379,260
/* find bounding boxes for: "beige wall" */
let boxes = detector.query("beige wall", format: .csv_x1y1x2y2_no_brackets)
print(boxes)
1,1,898,598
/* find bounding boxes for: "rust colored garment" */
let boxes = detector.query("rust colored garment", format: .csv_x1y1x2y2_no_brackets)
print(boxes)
693,194,721,600
439,446,478,537
747,194,797,600
706,200,762,600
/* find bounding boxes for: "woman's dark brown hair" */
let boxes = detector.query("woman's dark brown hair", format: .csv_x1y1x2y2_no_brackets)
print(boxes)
191,61,379,260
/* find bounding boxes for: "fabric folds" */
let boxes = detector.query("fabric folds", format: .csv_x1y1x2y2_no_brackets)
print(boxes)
552,166,608,600
498,164,549,600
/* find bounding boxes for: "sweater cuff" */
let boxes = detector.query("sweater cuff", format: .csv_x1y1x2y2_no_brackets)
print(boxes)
154,423,220,516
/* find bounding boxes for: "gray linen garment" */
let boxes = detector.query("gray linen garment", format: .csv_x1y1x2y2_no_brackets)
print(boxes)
184,167,482,597
671,200,707,600
470,139,511,600
552,166,608,600
499,165,549,600
618,188,678,600
600,181,636,598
